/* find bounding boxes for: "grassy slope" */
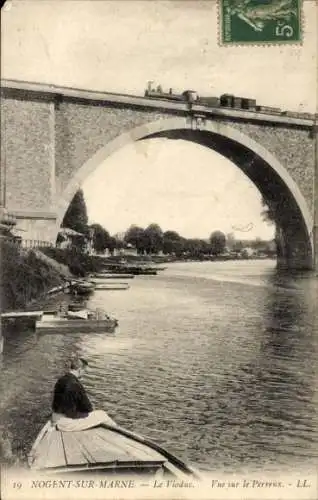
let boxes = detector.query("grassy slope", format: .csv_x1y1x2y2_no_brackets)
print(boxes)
39,247,107,277
0,241,65,312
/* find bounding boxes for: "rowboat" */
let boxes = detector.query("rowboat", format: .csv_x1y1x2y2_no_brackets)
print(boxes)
28,419,199,479
88,279,130,290
93,283,130,291
103,265,158,276
90,273,135,279
35,308,118,333
69,280,95,296
132,268,158,276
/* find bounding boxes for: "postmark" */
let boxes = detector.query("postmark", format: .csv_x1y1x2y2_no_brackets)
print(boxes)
220,0,302,45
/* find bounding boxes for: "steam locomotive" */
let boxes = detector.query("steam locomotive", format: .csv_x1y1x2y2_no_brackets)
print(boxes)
144,82,313,120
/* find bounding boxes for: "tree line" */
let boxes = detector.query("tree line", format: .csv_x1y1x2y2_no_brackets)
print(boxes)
124,224,229,257
60,189,275,258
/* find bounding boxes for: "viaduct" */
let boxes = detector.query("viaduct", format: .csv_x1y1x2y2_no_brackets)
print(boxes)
1,79,318,270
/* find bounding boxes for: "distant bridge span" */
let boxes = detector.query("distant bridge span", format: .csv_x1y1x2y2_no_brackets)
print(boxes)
1,79,318,270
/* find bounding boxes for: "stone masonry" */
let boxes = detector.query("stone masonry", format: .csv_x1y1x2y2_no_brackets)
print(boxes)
0,80,317,270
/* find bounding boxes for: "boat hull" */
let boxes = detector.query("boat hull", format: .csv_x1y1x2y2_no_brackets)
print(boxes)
94,284,129,290
28,419,199,479
35,319,118,333
91,273,135,279
89,280,130,290
103,265,158,275
69,287,95,296
132,269,157,275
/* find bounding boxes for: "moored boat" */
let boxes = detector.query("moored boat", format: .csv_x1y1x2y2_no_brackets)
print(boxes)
35,308,118,333
90,273,135,279
130,267,158,275
93,282,130,291
69,280,95,296
88,279,130,290
102,264,158,275
28,418,200,479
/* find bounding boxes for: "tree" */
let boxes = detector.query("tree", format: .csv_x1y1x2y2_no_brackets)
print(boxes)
183,238,209,259
209,231,226,255
163,230,181,241
226,232,236,251
143,224,164,254
107,236,117,256
124,225,146,254
62,189,89,235
232,239,244,253
250,237,263,250
163,230,183,255
90,224,110,253
261,197,276,226
172,239,185,258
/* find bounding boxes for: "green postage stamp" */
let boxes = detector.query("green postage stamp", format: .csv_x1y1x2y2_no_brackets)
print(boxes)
220,0,302,44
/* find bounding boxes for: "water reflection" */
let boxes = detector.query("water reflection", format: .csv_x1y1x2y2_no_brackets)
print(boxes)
233,277,318,468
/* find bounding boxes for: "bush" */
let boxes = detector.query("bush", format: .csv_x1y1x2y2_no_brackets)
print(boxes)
39,247,105,277
0,241,63,312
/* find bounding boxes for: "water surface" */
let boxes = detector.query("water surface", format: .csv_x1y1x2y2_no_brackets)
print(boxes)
1,260,317,473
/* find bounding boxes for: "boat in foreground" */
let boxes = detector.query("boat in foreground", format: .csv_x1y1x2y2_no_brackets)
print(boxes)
28,419,199,479
35,308,118,333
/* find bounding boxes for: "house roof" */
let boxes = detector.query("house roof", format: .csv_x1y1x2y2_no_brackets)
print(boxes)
59,227,85,237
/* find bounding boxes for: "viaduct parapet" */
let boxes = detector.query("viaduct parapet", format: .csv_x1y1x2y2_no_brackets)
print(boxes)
1,79,317,270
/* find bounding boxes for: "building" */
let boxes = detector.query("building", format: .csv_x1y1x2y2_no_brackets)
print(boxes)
57,227,88,250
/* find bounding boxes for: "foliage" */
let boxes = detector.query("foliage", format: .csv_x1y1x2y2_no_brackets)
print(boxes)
124,225,146,254
250,237,263,250
112,236,124,251
41,247,106,277
183,238,210,258
0,241,63,311
143,224,164,254
62,189,89,235
209,231,226,255
107,236,117,255
232,239,244,252
163,231,183,256
261,197,276,226
56,233,64,246
163,231,181,241
90,223,110,254
125,224,164,255
226,233,236,251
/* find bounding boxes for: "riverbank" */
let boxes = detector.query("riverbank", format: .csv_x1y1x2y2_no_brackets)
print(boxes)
0,240,66,312
0,241,278,314
40,247,108,277
0,243,121,313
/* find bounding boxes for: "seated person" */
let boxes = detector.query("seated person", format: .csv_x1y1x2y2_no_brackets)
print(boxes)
52,356,116,431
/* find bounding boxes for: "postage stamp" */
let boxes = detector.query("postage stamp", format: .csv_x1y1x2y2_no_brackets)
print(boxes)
220,0,302,45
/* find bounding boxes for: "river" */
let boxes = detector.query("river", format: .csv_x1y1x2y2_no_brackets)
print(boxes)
0,259,317,474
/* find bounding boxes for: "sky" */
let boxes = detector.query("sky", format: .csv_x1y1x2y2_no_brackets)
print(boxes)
2,0,317,240
83,138,275,240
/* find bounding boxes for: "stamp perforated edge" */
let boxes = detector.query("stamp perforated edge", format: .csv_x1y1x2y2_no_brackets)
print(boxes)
218,0,305,47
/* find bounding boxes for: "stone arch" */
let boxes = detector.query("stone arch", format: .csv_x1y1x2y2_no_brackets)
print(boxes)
56,116,314,269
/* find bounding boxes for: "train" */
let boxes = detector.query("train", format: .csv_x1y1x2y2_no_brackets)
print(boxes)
144,82,314,120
